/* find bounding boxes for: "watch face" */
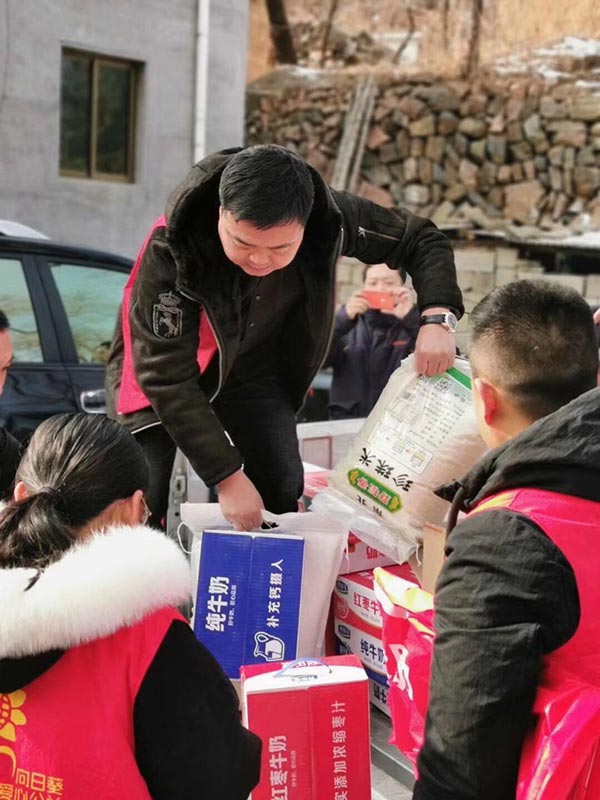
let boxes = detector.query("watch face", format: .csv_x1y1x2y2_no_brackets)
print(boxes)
446,312,458,332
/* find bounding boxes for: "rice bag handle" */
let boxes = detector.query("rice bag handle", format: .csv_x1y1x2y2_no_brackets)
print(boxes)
275,658,332,679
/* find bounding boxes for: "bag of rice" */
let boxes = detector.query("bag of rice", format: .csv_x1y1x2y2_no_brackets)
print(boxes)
312,356,486,561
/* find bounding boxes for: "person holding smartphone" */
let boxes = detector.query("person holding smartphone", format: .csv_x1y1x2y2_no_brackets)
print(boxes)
324,263,421,419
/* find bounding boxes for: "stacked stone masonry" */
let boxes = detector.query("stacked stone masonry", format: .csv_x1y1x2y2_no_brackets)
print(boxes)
246,75,600,231
246,75,600,351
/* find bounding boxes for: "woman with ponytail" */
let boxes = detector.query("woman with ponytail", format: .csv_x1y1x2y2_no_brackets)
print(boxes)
0,413,260,798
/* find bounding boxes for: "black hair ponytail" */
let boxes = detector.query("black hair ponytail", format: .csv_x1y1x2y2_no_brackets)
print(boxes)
0,414,149,570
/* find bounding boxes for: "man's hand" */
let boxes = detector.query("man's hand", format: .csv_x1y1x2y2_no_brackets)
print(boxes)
382,287,414,320
593,307,600,325
345,291,370,320
217,469,264,531
414,308,456,376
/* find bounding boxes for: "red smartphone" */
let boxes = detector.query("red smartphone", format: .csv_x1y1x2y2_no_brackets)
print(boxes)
362,290,395,311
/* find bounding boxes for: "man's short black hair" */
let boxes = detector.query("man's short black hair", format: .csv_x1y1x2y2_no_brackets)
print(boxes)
219,145,315,229
470,280,598,421
0,310,9,332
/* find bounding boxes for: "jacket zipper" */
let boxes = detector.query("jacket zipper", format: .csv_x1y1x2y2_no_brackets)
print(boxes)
302,224,345,403
357,225,400,243
177,286,225,403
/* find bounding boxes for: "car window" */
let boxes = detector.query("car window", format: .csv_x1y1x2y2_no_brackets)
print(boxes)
0,257,44,362
49,263,127,364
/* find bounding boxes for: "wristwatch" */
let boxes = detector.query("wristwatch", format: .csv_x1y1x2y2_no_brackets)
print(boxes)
420,312,458,333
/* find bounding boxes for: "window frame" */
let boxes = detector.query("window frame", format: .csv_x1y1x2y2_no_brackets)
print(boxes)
59,48,140,183
37,254,131,366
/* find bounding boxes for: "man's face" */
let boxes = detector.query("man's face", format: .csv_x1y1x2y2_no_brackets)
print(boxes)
217,208,305,277
363,263,402,292
0,330,13,395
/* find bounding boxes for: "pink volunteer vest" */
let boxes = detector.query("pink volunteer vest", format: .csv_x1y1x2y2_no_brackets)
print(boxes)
117,216,218,415
471,488,600,685
0,606,184,797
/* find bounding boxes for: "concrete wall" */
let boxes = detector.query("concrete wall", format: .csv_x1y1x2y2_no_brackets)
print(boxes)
195,0,250,159
0,0,248,258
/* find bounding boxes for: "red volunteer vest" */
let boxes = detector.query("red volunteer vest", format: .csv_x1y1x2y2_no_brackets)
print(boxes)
117,216,219,415
0,606,184,797
471,488,600,684
471,489,600,798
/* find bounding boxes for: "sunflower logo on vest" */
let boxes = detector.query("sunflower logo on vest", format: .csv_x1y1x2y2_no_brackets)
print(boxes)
0,691,26,743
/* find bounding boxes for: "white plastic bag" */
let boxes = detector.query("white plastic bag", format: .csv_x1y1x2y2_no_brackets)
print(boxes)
180,504,348,658
314,356,487,562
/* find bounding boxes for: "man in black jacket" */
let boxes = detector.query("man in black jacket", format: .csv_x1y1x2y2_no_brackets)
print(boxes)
0,310,20,498
106,145,463,530
413,281,600,800
325,263,419,419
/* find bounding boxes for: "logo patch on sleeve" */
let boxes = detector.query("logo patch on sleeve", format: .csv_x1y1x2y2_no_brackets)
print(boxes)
153,291,183,338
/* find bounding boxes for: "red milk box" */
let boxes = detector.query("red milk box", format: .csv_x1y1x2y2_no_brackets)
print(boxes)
334,563,418,630
339,532,396,574
241,655,371,800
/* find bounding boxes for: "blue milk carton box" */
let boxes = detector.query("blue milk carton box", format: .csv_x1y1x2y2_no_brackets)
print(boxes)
193,530,305,679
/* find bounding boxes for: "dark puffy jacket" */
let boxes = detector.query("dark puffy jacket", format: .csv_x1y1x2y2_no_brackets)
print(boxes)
324,306,420,419
413,386,600,800
106,148,463,487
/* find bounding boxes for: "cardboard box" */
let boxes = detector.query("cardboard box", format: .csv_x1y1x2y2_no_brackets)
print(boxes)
193,530,304,678
421,522,445,594
339,532,396,574
302,464,332,500
242,655,372,800
334,563,418,630
333,616,387,676
336,638,391,718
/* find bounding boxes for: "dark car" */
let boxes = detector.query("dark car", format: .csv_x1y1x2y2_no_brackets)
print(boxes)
0,221,132,440
0,221,333,441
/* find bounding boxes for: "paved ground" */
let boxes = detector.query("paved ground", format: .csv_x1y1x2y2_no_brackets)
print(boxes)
372,763,412,799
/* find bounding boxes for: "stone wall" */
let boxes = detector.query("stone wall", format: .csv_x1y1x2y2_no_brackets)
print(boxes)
246,73,600,233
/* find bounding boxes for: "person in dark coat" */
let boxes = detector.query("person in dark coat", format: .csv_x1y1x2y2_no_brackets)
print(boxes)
325,263,420,419
0,309,20,498
413,280,600,800
105,145,463,531
0,413,261,799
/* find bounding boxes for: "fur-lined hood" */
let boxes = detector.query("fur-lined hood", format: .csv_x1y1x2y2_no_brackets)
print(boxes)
0,525,191,659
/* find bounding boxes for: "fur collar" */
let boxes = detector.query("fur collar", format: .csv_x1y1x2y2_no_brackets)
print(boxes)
0,526,191,658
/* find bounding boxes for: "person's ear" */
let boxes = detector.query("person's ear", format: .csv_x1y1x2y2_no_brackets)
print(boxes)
119,489,146,526
105,489,146,527
474,377,500,425
13,481,28,502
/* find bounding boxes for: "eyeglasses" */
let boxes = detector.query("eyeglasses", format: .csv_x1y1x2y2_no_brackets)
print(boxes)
141,497,152,526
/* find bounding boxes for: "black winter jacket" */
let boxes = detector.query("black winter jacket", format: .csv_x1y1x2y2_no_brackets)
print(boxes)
413,386,600,800
106,148,463,487
0,427,20,499
324,305,420,419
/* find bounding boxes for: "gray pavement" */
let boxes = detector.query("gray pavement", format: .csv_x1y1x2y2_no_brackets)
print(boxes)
372,763,412,799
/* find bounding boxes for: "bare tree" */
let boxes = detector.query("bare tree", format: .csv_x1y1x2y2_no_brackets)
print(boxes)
463,0,483,76
265,0,297,65
393,4,416,65
442,0,451,49
320,0,340,68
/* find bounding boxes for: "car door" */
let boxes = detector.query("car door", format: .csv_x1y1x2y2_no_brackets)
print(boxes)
38,255,130,415
0,251,78,440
